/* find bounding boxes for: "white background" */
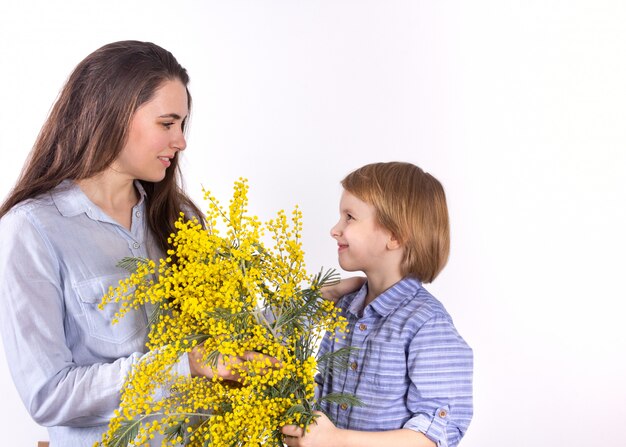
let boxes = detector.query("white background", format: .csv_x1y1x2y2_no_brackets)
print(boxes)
1,1,625,446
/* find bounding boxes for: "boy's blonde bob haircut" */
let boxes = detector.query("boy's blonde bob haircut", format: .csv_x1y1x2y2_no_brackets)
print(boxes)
341,162,450,283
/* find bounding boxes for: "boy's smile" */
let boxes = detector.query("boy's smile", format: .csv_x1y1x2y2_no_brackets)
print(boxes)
336,242,349,253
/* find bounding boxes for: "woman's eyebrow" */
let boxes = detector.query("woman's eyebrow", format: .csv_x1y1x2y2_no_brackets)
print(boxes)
159,113,184,119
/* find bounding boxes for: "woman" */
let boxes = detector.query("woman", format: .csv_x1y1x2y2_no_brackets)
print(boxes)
0,40,270,446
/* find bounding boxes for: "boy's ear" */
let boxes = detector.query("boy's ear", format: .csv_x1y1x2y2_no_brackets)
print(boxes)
386,234,402,250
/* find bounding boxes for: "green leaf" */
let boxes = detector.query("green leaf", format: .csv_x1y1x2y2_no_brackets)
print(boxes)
202,348,221,368
318,392,364,408
285,404,307,417
147,303,164,329
116,257,149,273
272,295,319,331
181,333,211,353
311,267,340,288
163,417,186,442
107,418,141,447
317,346,359,372
183,333,211,345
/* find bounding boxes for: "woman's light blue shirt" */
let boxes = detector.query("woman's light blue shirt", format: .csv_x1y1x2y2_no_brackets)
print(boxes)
0,180,189,447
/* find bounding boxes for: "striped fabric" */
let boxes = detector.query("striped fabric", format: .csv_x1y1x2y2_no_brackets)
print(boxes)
316,277,473,446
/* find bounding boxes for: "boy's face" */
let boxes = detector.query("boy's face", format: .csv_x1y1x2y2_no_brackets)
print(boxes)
330,190,401,277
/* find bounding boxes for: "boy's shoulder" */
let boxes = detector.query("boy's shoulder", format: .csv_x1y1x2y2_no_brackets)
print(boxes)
407,285,453,323
385,281,462,340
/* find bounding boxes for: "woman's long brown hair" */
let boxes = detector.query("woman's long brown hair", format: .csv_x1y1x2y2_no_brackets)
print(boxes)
0,40,202,253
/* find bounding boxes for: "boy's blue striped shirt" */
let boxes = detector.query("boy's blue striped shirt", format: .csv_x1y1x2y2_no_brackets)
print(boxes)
316,277,473,447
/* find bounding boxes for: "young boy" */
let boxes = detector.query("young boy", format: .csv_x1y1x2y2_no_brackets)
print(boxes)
282,162,473,447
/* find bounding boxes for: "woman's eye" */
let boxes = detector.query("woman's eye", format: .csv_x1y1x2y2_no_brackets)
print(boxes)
162,122,174,129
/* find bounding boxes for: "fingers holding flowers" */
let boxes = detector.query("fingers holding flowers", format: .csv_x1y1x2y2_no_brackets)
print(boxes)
188,345,280,381
224,350,282,382
281,411,338,447
240,350,282,375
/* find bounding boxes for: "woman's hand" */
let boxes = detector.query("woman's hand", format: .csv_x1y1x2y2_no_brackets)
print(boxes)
320,276,366,302
188,346,279,381
282,411,339,447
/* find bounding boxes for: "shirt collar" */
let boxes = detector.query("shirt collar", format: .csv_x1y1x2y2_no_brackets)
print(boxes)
52,179,148,219
346,276,423,318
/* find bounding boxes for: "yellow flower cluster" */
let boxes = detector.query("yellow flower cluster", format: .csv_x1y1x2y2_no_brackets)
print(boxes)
97,179,347,447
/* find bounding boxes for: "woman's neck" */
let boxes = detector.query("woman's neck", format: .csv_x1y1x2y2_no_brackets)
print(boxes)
76,171,139,230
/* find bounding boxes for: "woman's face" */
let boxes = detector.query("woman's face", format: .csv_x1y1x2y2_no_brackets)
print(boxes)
112,79,189,183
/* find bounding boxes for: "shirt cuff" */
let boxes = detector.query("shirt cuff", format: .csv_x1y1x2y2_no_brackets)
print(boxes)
403,405,450,447
172,351,191,377
149,352,191,402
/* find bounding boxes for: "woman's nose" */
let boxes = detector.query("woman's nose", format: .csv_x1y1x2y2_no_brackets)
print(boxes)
173,131,187,152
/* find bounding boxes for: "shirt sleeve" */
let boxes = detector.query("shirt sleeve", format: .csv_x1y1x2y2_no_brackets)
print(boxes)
0,210,189,427
403,314,474,447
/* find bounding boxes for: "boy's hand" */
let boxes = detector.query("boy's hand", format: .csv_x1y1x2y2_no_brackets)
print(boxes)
282,410,437,447
321,276,366,302
282,411,338,447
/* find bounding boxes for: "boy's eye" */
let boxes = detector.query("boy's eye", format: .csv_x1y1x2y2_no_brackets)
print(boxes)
346,214,354,221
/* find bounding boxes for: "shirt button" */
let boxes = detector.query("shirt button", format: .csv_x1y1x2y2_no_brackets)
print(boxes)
350,361,358,371
439,410,447,418
340,403,348,410
359,323,367,331
133,242,140,249
135,211,141,218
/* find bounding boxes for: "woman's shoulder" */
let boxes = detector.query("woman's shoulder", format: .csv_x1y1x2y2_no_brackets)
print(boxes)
0,189,64,235
2,181,75,221
2,194,55,218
